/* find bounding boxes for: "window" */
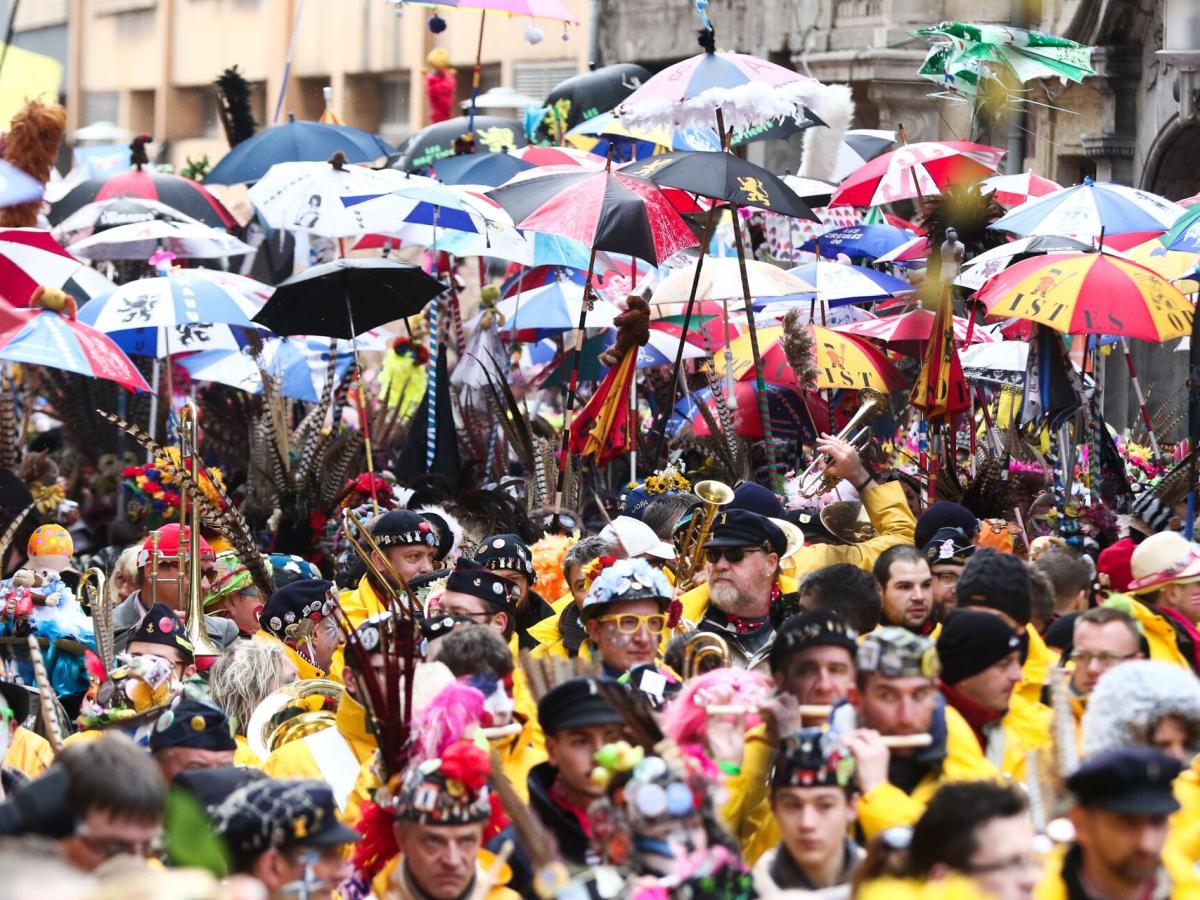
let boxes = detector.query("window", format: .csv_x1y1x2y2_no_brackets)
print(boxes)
380,73,412,142
82,91,120,127
513,61,578,104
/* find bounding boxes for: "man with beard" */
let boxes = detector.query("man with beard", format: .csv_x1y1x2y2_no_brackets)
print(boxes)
873,545,934,635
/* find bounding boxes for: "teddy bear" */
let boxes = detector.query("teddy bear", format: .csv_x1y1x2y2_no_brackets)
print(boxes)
598,292,651,367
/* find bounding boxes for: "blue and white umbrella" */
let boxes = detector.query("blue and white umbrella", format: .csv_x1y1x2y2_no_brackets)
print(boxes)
786,260,915,305
106,322,263,358
78,270,264,332
496,280,619,337
636,330,705,368
0,160,45,209
990,177,1185,240
800,224,916,261
179,338,333,402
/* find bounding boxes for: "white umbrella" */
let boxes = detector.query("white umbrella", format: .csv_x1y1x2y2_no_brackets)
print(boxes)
496,281,620,334
248,156,406,238
53,197,205,242
67,220,254,260
179,338,326,402
651,258,815,305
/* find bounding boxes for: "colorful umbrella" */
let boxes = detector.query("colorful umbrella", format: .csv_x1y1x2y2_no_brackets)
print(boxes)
1161,205,1200,253
430,151,533,187
956,234,1094,290
831,130,897,182
78,271,264,332
566,111,721,155
830,141,1006,207
178,338,325,402
651,259,814,306
834,307,992,350
981,171,1062,207
714,323,907,392
203,119,395,186
875,235,933,265
107,322,261,358
391,116,528,173
637,330,706,368
801,224,917,261
66,220,255,261
787,260,916,305
0,302,150,392
52,197,203,242
496,281,620,338
535,63,651,142
509,145,607,170
50,168,236,230
975,252,1193,341
990,178,1184,240
675,381,819,443
248,156,405,238
0,228,90,307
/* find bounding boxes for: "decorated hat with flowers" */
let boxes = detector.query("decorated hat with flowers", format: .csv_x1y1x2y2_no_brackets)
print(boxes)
622,463,694,519
580,557,673,620
121,447,226,530
395,740,493,825
77,651,176,731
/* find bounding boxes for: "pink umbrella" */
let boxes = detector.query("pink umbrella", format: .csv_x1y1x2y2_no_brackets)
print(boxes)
981,171,1062,208
830,142,1006,207
0,299,151,391
875,235,932,264
510,145,606,170
832,308,994,358
0,228,87,307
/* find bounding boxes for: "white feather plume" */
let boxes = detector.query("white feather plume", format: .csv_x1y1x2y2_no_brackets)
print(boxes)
617,80,834,134
799,83,855,181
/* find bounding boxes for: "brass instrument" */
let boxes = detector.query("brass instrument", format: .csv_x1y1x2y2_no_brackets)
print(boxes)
247,678,343,761
341,507,422,619
673,480,734,589
797,388,887,498
78,567,112,670
681,632,730,679
180,404,223,667
820,500,876,545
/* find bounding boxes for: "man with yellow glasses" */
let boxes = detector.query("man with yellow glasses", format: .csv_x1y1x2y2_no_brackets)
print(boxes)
580,557,675,686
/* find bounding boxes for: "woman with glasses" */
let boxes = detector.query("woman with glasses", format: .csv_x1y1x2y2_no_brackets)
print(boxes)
580,557,675,679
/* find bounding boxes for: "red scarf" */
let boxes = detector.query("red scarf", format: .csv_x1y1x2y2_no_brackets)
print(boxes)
549,780,594,839
724,584,781,635
938,680,1005,751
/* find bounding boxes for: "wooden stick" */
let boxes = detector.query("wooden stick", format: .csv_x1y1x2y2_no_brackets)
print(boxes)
26,635,62,754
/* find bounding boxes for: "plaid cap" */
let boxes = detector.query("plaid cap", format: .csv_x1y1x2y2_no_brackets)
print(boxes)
212,779,360,861
372,510,438,549
772,728,857,792
475,533,535,583
857,627,939,680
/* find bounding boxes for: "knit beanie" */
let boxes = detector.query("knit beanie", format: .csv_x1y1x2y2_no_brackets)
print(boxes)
936,610,1022,685
955,547,1032,626
915,501,979,550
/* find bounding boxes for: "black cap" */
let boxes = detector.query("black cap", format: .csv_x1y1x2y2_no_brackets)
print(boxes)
0,681,31,726
703,509,786,555
444,558,520,611
259,579,337,640
537,677,623,735
475,533,535,583
129,603,194,661
1066,746,1183,815
772,728,856,792
769,611,858,674
172,766,266,808
923,527,975,567
150,698,237,752
936,610,1021,686
915,502,979,549
213,779,361,863
956,548,1032,626
372,510,438,549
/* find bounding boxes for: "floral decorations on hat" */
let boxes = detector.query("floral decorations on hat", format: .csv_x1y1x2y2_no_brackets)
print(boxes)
122,446,226,530
77,651,176,734
394,740,494,824
580,557,673,620
621,462,693,518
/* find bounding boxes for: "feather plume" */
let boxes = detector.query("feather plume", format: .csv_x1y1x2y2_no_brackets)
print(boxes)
782,310,820,393
0,503,34,562
799,83,854,181
0,373,18,470
213,66,257,147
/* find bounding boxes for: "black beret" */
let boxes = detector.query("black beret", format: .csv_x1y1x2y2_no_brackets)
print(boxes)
129,603,194,661
0,681,31,726
259,579,337,640
372,510,438,549
475,533,535,583
444,558,520,611
915,502,979,549
703,508,786,555
150,698,237,752
769,611,858,674
1066,746,1182,815
537,677,623,735
923,526,976,567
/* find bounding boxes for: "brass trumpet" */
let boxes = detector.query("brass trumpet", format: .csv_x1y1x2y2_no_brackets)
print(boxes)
180,404,223,667
673,480,734,589
796,388,887,499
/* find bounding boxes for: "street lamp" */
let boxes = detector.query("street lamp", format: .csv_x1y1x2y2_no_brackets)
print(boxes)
1157,0,1200,123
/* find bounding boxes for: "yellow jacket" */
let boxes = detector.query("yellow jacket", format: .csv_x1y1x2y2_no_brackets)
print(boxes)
856,703,1001,841
1110,595,1192,670
994,692,1053,782
1017,624,1057,705
372,850,520,899
233,734,262,768
3,727,52,779
1035,842,1200,900
252,629,337,683
339,575,388,631
721,722,778,865
527,594,576,660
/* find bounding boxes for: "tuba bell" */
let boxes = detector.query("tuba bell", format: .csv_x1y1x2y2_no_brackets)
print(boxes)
673,480,734,589
247,678,344,761
681,632,731,679
797,388,887,499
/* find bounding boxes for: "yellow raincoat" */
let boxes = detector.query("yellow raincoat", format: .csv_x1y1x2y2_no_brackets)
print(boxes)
372,850,520,899
339,575,389,631
994,692,1053,782
527,594,577,660
1107,594,1192,670
3,727,52,779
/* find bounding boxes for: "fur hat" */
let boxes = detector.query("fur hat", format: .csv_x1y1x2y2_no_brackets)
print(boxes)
1081,660,1200,759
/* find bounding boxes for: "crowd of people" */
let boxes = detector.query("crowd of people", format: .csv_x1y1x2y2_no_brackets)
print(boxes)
0,417,1195,900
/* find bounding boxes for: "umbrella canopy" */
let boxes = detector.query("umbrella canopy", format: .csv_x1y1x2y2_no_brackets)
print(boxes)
66,220,255,260
637,330,706,368
621,151,817,219
0,228,91,307
0,302,150,392
787,260,916,305
782,175,838,207
204,119,395,185
801,224,916,260
956,234,1095,290
714,323,907,391
487,168,698,265
50,168,236,230
496,280,620,337
875,235,933,265
652,259,814,305
831,141,1006,207
981,171,1062,208
339,175,484,237
391,116,527,173
52,197,203,242
108,321,261,358
248,156,408,238
509,145,606,171
677,381,818,442
1161,205,1200,253
0,160,47,209
990,178,1184,240
79,271,263,332
975,251,1193,341
566,111,722,154
252,259,446,339
833,130,897,182
430,151,534,187
959,340,1030,386
178,338,324,402
834,307,993,347
536,63,651,141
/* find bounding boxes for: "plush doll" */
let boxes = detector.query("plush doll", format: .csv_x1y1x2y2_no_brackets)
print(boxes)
0,100,66,229
598,293,651,367
423,48,457,124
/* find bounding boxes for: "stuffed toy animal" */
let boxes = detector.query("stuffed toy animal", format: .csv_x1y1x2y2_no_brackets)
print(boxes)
598,293,651,367
424,48,457,124
0,100,66,229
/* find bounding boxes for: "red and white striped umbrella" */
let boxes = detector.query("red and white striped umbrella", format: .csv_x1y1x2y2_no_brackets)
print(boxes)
833,307,995,349
510,145,607,170
830,141,1006,207
981,171,1062,208
0,228,88,307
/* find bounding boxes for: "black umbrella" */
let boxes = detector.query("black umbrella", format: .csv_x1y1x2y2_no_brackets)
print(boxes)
391,116,527,174
254,259,444,338
730,106,827,146
535,63,651,141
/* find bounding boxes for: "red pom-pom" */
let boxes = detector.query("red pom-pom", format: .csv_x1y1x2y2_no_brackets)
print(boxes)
439,740,489,793
666,598,683,629
485,790,508,842
84,649,106,682
352,800,400,882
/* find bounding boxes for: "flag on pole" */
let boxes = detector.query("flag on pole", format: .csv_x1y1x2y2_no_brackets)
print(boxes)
910,290,969,420
568,350,638,465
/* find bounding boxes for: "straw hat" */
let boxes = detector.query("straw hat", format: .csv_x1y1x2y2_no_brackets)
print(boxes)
1126,531,1200,594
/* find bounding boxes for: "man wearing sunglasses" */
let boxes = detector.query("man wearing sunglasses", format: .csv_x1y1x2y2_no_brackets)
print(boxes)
580,557,674,678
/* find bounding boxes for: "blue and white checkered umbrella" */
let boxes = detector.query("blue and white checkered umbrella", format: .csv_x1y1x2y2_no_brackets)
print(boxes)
77,270,264,332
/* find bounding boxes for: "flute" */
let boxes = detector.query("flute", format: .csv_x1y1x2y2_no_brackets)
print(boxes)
704,703,832,718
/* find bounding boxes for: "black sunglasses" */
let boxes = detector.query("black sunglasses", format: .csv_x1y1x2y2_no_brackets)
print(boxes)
704,546,766,564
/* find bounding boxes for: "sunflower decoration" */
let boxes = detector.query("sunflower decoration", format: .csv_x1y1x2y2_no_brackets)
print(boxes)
122,447,227,529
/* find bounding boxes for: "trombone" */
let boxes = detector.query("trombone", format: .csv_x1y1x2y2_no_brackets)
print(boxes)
673,480,734,589
796,388,887,499
340,507,422,620
78,567,112,670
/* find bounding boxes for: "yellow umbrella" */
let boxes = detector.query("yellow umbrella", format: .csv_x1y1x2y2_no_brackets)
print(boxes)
0,45,61,126
713,323,907,391
1119,235,1199,293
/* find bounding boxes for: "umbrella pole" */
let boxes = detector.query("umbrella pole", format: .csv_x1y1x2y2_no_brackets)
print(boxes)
147,360,160,457
427,209,442,474
344,291,379,515
664,204,719,413
1119,337,1161,463
553,244,599,520
729,204,782,493
467,9,487,138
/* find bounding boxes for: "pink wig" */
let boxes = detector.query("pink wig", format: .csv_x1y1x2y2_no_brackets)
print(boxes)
660,667,772,747
411,681,485,761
